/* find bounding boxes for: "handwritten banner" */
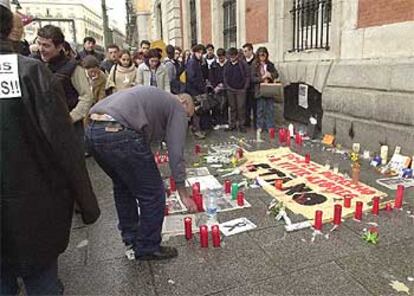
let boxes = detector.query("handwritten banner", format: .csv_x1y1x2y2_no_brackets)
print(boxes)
241,148,387,222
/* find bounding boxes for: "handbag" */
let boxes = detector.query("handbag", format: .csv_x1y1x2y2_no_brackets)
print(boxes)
258,82,283,98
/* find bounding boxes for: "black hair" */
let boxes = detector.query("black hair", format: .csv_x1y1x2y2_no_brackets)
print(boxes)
106,44,119,51
83,37,96,44
37,25,65,46
242,43,254,51
0,6,13,39
166,44,175,59
227,47,239,56
147,48,162,60
140,40,151,47
192,44,205,53
216,48,226,57
206,43,214,50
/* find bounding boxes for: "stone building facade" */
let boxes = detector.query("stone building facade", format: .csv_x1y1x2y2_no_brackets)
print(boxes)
134,0,414,153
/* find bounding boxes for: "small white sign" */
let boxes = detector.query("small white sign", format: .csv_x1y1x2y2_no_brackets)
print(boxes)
219,217,257,237
0,54,21,99
298,83,308,109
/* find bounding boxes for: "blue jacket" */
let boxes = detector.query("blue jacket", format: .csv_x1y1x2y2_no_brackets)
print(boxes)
185,56,206,96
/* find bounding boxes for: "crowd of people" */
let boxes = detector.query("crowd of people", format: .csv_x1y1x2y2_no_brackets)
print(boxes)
1,1,281,294
18,22,281,140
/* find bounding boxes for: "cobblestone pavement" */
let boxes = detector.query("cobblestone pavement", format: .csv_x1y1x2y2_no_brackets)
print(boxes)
60,129,414,296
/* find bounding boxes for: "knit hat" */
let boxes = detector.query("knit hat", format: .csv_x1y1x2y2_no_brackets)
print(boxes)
83,55,100,69
0,0,11,9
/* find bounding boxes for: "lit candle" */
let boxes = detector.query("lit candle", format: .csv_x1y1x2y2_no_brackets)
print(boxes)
333,204,342,225
237,191,245,206
192,182,200,197
286,130,291,146
295,133,303,145
269,128,275,140
305,153,311,164
278,128,285,144
394,185,405,209
194,193,204,212
224,180,231,195
372,197,379,215
199,225,208,248
169,176,176,192
194,144,201,155
314,210,323,231
344,196,352,208
184,217,193,240
354,201,363,220
211,225,221,248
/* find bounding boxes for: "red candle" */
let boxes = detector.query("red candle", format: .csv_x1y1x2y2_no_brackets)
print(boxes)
295,133,303,145
194,193,204,212
354,201,363,220
344,196,352,208
199,225,208,248
169,176,176,192
224,180,231,194
269,128,275,140
385,202,393,211
275,179,283,190
278,128,285,143
164,206,169,216
194,144,201,154
184,217,193,240
314,210,323,231
236,148,243,159
286,130,291,146
211,225,221,248
333,204,342,225
305,153,311,164
237,191,245,206
394,185,405,209
372,197,379,215
192,182,200,197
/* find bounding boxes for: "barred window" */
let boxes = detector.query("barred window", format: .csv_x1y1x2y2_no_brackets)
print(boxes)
223,0,237,48
290,0,332,52
190,0,198,47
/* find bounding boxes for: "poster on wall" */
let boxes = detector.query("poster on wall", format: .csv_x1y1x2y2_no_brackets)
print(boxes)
239,148,387,222
298,83,309,109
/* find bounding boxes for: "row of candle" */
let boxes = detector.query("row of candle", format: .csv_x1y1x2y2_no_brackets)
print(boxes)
184,217,220,248
314,185,405,230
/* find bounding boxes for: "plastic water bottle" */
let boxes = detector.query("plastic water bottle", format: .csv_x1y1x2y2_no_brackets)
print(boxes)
206,190,218,223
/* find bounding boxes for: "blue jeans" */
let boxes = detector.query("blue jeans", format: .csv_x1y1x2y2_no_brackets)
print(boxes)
1,259,60,295
256,97,275,130
85,122,165,256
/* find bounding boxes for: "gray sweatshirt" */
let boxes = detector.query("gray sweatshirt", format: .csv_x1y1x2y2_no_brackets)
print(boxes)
90,85,187,184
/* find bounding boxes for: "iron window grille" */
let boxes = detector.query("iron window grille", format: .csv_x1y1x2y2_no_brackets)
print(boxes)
223,0,237,48
190,0,198,46
290,0,332,52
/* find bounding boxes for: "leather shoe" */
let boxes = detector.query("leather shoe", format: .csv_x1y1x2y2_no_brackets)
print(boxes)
136,246,178,261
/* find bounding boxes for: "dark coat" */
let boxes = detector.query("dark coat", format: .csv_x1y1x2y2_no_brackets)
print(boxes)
223,60,250,92
0,40,100,267
254,60,279,98
79,49,104,62
185,56,206,96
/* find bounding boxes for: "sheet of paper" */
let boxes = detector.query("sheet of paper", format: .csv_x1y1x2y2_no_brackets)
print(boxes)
219,218,257,237
162,214,197,235
186,175,222,191
376,177,414,190
186,167,210,177
298,83,308,109
0,54,21,99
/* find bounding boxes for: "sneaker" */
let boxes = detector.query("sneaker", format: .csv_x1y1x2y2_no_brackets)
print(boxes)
213,125,221,130
125,245,135,261
136,246,178,261
194,131,206,139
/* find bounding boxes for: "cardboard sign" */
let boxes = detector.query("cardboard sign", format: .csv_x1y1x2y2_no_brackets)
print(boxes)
0,54,21,99
322,134,335,146
240,148,387,223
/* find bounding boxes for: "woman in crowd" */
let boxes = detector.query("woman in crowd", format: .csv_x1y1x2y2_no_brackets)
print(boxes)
133,50,145,67
136,48,170,92
255,46,279,133
106,49,137,93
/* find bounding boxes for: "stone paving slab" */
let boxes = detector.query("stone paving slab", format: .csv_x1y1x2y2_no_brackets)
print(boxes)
60,258,154,296
213,262,372,296
248,224,366,273
150,233,283,296
59,227,88,267
336,238,414,296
